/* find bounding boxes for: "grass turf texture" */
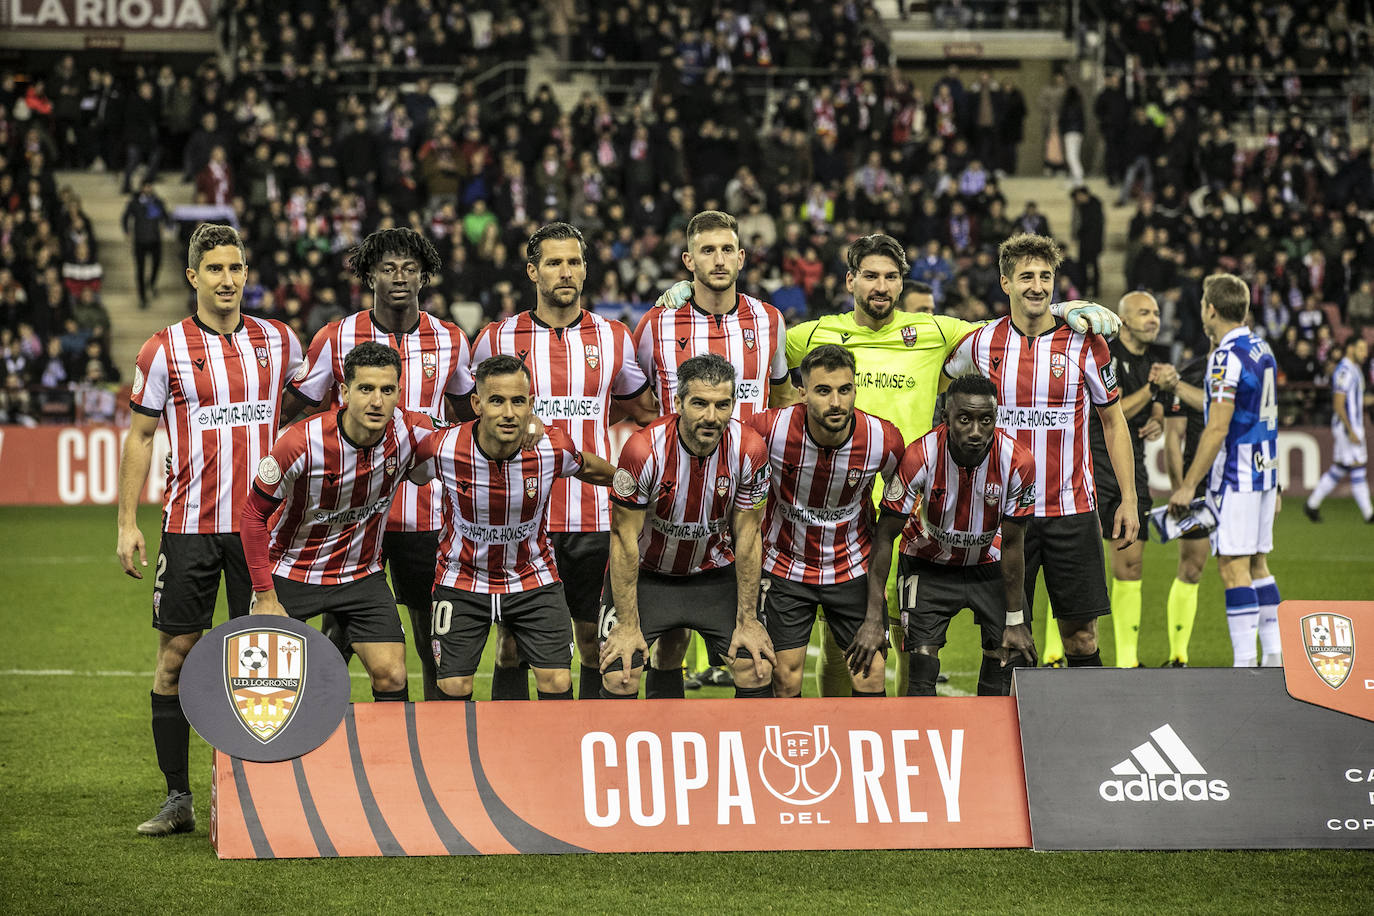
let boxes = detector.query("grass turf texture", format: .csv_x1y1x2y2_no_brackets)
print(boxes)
1,503,1371,912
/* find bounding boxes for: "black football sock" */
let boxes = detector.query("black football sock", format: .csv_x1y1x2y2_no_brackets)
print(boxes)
491,662,529,701
444,692,473,702
852,688,886,698
644,666,685,699
906,653,940,696
977,656,1006,695
733,683,772,698
579,664,604,700
151,691,191,796
1066,649,1103,668
372,686,409,701
537,688,575,700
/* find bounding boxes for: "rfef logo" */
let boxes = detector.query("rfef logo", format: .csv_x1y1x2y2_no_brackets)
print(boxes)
224,629,304,743
758,725,842,806
1098,724,1229,803
1302,613,1354,689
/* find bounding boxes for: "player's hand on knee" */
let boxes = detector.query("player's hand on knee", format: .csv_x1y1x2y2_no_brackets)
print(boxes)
654,280,693,311
844,619,889,678
116,527,147,578
727,618,775,680
1000,623,1038,667
599,625,647,686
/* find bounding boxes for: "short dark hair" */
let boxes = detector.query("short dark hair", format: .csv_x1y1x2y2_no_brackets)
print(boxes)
946,373,997,404
474,354,532,388
347,228,443,289
676,352,736,400
343,341,402,384
526,221,586,265
998,233,1063,280
685,210,739,245
847,233,909,276
1202,273,1250,323
187,224,244,270
799,344,856,379
903,280,933,297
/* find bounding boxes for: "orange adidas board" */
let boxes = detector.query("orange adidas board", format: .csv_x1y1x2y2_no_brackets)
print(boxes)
211,697,1030,858
1280,600,1374,723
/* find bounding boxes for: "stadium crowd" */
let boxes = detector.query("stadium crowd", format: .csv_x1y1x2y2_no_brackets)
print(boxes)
2,0,1373,428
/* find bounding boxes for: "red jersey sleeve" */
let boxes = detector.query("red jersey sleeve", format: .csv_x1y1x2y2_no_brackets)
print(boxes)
734,425,771,510
252,423,307,502
881,434,931,517
611,425,657,509
442,324,475,397
611,321,651,398
1083,334,1121,406
879,417,906,478
1003,437,1039,519
129,333,169,417
288,323,338,406
546,426,585,477
766,305,790,384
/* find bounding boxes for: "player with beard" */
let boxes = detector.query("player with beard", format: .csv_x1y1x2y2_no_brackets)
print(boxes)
863,374,1039,695
118,224,302,836
630,211,793,697
473,222,658,700
280,228,474,700
945,233,1139,668
599,353,776,698
746,345,904,697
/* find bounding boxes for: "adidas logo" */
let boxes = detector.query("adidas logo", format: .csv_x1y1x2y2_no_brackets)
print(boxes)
1098,724,1230,803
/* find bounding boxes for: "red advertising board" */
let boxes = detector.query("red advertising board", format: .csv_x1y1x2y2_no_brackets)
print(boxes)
1280,601,1374,723
0,425,169,505
211,698,1030,858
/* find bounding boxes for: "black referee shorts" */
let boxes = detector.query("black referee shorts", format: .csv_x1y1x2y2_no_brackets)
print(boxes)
1094,483,1153,543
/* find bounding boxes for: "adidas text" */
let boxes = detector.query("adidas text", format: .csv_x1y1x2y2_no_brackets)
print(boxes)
1098,774,1230,802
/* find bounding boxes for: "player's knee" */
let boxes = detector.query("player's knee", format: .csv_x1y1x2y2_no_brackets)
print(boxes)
601,670,640,697
731,657,772,689
1115,558,1143,581
650,629,690,668
772,664,803,697
373,665,408,693
438,676,474,698
1061,626,1097,656
533,667,572,694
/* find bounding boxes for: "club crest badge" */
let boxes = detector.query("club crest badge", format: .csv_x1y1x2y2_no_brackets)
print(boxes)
612,469,638,499
525,475,539,499
1302,613,1354,689
132,365,145,396
883,476,906,503
384,456,398,476
846,468,862,488
984,482,1002,505
901,326,919,347
254,345,269,368
585,344,600,370
716,474,731,498
293,359,310,382
422,351,437,379
1050,352,1067,379
225,629,304,743
743,328,757,350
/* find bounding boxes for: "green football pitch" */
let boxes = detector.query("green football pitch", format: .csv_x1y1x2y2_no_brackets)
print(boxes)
1,503,1371,913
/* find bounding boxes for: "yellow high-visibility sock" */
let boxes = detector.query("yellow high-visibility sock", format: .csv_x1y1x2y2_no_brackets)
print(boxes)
1042,602,1064,664
1111,579,1143,668
1166,578,1199,664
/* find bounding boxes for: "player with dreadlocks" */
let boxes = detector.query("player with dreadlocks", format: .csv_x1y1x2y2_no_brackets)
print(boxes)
281,226,478,700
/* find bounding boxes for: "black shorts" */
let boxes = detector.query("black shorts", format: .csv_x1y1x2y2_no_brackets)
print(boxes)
152,532,252,634
271,573,405,644
598,566,746,672
431,582,573,678
552,532,610,624
898,555,1005,652
1023,512,1111,621
763,573,871,652
1094,487,1153,543
382,530,439,610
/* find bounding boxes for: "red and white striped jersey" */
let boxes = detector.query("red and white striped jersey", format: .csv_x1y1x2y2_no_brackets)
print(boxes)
131,314,302,534
251,407,434,585
611,415,771,576
633,294,789,421
472,310,649,533
881,426,1037,566
287,309,472,533
947,318,1119,516
423,424,584,594
747,405,904,584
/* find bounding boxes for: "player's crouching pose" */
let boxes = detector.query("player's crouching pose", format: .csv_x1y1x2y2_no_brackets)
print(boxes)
866,375,1039,695
240,342,436,699
417,355,616,701
599,353,776,698
747,344,904,696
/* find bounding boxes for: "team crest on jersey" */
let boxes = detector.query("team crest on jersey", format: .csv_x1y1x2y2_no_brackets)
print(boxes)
584,344,600,369
256,456,282,486
882,476,906,503
984,482,1002,505
525,475,539,499
132,365,145,396
421,351,437,379
254,345,269,368
225,629,304,743
901,326,919,347
1050,352,1067,379
846,468,863,488
743,329,757,350
1302,613,1354,689
384,456,398,476
293,359,310,383
716,474,731,497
